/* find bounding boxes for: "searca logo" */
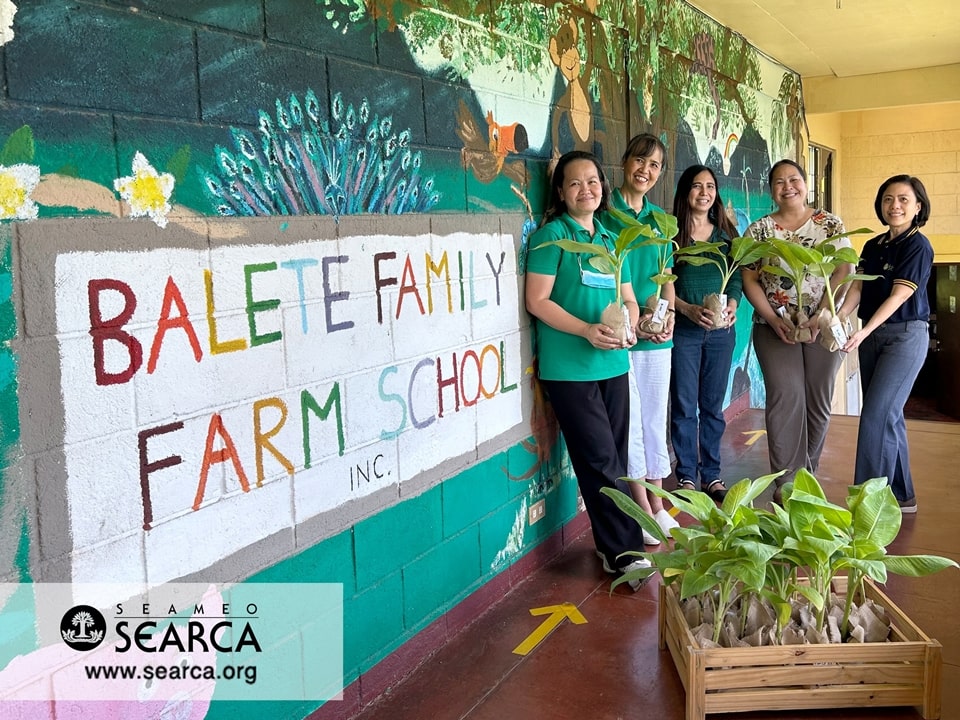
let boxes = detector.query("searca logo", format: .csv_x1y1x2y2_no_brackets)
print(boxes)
60,605,107,650
59,599,262,654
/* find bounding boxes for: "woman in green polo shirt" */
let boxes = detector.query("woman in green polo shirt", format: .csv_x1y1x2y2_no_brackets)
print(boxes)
601,133,680,541
525,150,650,585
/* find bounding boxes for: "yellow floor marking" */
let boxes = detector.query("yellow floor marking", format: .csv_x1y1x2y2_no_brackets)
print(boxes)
512,602,587,656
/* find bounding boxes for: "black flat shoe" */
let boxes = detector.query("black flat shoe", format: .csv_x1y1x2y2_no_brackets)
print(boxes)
705,479,727,502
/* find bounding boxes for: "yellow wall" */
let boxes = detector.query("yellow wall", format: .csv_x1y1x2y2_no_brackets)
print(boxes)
809,101,960,262
809,101,960,415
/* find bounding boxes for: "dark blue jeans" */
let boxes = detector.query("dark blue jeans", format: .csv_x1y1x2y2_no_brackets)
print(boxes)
854,320,928,502
670,320,736,487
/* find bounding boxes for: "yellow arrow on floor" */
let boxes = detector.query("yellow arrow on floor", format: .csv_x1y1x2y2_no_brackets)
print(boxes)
512,602,587,656
742,429,767,446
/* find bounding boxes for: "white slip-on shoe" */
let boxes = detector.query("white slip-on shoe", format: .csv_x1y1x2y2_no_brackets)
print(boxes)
654,508,679,535
621,558,653,591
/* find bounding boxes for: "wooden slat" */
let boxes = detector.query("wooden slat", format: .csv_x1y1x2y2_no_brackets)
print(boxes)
704,684,924,714
703,662,924,690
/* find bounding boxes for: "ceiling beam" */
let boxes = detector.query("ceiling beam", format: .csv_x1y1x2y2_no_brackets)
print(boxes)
804,64,960,114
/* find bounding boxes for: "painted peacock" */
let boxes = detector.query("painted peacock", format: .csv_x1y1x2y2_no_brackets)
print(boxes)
202,89,440,217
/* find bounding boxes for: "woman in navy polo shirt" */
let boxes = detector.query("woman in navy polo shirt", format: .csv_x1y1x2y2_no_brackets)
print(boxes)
525,150,650,584
838,175,934,513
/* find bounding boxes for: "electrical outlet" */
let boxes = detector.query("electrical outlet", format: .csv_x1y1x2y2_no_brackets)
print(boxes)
528,499,545,525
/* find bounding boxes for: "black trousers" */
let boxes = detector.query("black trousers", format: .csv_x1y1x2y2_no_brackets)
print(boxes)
542,373,646,570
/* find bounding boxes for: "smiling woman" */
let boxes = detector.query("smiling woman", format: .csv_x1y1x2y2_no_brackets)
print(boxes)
741,159,853,498
837,175,934,513
525,150,649,587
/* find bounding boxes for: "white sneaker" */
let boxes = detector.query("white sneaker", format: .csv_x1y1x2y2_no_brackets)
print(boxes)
621,558,653,591
596,552,651,576
654,508,680,536
597,550,616,574
642,528,661,546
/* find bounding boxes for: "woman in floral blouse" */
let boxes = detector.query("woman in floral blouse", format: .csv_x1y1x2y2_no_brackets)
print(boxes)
742,160,853,501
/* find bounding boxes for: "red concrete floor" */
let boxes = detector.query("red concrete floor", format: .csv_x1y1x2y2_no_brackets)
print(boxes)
349,409,960,720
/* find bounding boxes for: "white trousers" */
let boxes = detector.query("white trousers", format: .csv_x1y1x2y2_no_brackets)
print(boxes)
626,348,672,480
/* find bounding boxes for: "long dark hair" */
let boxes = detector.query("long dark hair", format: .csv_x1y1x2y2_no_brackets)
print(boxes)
874,174,931,228
541,150,611,226
672,164,737,249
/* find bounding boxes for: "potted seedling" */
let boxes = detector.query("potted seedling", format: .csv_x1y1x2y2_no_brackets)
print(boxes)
673,236,771,329
805,235,880,351
760,228,873,346
605,206,680,335
537,209,667,344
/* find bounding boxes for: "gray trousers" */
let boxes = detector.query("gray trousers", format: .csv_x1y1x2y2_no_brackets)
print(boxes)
753,323,843,481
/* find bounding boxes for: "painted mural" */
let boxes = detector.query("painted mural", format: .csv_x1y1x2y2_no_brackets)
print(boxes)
0,0,806,716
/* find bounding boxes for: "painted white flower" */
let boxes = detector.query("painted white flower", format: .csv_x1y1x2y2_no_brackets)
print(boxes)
0,1,16,47
0,163,40,221
114,152,175,228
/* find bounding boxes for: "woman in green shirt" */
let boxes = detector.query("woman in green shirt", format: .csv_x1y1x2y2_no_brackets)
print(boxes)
601,133,679,542
525,151,649,585
670,165,741,502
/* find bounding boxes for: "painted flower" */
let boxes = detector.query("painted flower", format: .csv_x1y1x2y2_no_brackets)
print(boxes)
114,152,175,228
1,1,17,48
0,163,40,221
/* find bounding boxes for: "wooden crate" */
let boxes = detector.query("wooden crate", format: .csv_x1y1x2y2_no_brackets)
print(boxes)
658,577,943,720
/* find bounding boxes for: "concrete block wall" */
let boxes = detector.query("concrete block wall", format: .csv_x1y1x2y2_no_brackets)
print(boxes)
837,102,960,251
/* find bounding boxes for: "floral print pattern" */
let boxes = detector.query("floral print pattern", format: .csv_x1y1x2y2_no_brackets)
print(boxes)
746,209,847,318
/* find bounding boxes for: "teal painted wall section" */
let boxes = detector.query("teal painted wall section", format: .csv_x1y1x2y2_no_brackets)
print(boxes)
199,449,575,720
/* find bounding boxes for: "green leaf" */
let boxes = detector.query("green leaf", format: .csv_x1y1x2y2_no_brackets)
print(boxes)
675,242,725,256
770,239,819,268
849,480,901,547
675,255,719,267
600,487,669,544
792,583,825,611
791,469,824,498
759,265,793,280
840,273,883,285
824,227,874,242
540,239,612,258
166,145,192,182
588,256,617,275
680,567,722,599
883,554,960,577
830,246,862,264
651,273,677,286
730,237,772,266
650,208,679,240
0,125,36,165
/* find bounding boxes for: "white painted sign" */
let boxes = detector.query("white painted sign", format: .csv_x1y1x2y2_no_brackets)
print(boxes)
54,232,522,586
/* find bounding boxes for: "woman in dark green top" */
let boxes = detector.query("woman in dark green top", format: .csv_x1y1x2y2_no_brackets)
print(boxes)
525,151,649,586
670,165,741,501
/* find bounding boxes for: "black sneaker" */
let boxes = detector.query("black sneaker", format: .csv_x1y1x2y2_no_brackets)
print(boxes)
705,479,727,502
898,497,918,514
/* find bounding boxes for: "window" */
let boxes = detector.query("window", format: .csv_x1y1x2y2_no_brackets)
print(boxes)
807,143,834,212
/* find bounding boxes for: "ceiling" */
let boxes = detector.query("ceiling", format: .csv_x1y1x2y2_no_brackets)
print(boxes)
685,0,960,79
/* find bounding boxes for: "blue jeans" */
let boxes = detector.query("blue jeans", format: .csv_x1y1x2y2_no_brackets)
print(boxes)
670,320,735,486
854,320,928,502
